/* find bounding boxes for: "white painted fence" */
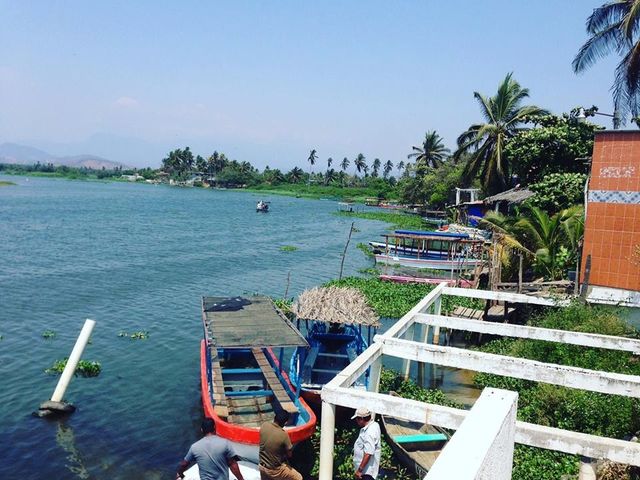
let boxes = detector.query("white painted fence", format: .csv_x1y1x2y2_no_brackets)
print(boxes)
318,284,640,479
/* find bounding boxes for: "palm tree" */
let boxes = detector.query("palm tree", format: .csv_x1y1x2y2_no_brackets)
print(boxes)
307,149,317,185
287,167,304,184
454,73,547,195
397,160,405,176
573,1,640,125
407,131,450,172
372,158,381,178
340,157,350,173
354,153,366,175
383,160,394,179
324,168,336,186
327,157,333,169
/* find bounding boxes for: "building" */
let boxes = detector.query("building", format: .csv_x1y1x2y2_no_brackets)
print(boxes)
581,130,640,306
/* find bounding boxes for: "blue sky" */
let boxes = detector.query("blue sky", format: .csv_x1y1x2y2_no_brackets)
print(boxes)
0,1,620,170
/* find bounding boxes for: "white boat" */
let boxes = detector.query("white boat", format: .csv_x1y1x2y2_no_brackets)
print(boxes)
184,459,260,480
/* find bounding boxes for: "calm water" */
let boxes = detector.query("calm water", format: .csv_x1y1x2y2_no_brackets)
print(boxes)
0,176,475,480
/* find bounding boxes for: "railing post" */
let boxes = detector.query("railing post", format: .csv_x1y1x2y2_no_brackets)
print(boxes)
318,400,336,480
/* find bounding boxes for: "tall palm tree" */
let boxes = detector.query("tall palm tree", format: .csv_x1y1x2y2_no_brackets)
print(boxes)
397,160,405,176
407,131,450,172
307,149,317,185
354,153,366,175
454,73,547,195
573,1,640,125
383,160,394,179
372,158,381,178
340,157,350,173
287,167,304,184
327,157,333,169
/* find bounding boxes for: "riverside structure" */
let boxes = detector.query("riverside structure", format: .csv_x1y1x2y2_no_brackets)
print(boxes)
318,283,640,479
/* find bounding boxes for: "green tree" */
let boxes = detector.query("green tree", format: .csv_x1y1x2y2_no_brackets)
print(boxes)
371,158,381,178
396,160,405,176
573,0,640,125
505,114,599,184
195,155,206,173
354,153,366,175
407,130,450,173
287,166,304,184
382,160,394,179
527,173,589,213
454,73,548,195
307,149,317,184
340,157,350,172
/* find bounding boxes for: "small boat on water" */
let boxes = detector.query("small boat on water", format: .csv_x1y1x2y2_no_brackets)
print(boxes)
288,287,380,407
184,460,260,480
256,200,269,212
372,230,486,271
381,414,449,478
200,295,316,463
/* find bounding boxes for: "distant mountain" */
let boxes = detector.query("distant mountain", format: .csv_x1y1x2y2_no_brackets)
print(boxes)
0,143,128,170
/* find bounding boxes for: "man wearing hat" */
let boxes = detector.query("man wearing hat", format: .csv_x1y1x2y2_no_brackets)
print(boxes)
351,406,381,479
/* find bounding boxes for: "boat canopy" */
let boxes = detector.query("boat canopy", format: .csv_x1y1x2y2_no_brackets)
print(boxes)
383,232,484,243
202,296,308,349
291,286,380,327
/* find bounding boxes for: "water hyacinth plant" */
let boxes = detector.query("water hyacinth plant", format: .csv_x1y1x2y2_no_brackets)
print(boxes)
45,358,102,377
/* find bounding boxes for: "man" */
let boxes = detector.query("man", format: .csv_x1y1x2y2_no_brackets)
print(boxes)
352,406,381,480
176,418,245,480
259,410,302,480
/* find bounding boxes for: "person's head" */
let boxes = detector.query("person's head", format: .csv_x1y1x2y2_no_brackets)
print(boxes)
351,406,372,425
201,418,216,435
274,409,290,427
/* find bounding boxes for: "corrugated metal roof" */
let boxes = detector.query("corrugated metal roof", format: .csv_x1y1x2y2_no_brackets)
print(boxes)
201,295,308,349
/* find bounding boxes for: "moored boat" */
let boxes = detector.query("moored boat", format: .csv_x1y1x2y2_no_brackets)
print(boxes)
288,287,380,408
200,295,316,463
381,414,449,478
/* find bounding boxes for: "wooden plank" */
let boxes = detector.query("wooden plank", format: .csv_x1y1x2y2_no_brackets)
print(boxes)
302,347,320,383
394,433,447,444
252,348,298,414
442,286,568,306
210,347,228,418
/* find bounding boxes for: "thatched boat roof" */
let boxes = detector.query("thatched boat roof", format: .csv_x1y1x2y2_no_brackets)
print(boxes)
291,286,380,327
483,186,534,204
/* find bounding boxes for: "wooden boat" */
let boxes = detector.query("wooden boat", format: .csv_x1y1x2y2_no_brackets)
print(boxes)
184,460,260,480
256,200,269,212
372,230,486,271
287,287,380,407
381,414,449,478
200,296,316,463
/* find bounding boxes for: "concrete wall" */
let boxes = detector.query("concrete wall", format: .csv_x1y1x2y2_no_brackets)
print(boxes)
582,130,640,292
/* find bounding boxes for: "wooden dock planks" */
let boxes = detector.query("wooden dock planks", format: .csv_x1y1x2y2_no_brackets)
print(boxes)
210,347,229,418
251,348,298,414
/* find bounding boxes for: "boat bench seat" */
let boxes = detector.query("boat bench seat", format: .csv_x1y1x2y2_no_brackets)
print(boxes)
252,348,298,415
318,352,348,359
393,433,447,444
301,346,320,383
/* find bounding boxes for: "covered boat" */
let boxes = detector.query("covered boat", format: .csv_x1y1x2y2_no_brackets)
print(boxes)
288,287,380,407
200,295,316,463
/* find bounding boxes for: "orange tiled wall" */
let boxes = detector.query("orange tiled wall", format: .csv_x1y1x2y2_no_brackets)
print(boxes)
581,131,640,292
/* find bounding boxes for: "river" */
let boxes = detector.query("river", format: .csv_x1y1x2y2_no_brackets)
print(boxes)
0,176,477,479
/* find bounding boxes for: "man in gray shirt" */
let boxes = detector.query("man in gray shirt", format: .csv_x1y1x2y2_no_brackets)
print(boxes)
177,418,245,480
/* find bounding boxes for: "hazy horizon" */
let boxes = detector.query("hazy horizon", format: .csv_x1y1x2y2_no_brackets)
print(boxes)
1,1,619,170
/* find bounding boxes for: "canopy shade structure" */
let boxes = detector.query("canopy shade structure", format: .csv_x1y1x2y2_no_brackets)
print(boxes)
202,296,308,349
291,286,380,327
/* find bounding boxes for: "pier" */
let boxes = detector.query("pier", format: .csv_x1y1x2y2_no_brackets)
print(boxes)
318,283,640,479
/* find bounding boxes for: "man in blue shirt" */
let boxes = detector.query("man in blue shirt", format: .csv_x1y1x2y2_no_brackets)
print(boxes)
177,418,245,480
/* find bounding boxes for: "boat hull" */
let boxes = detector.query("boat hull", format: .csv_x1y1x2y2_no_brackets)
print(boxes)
374,253,483,270
200,341,316,456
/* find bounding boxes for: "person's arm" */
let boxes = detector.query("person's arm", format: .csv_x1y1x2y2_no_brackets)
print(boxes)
355,453,371,479
176,459,190,479
228,456,245,480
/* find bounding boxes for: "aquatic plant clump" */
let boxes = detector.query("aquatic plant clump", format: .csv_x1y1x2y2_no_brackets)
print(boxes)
280,245,298,252
42,330,56,339
118,331,149,340
45,358,102,377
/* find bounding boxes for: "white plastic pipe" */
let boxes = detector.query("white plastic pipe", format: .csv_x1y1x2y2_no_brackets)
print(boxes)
50,319,96,403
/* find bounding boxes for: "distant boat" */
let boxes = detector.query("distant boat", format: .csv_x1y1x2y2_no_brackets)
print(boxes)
288,287,380,407
256,200,269,212
200,295,316,463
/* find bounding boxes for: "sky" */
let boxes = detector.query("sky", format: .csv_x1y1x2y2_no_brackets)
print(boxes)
0,1,622,170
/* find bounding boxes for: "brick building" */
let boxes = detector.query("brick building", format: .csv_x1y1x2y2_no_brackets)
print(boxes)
581,130,640,306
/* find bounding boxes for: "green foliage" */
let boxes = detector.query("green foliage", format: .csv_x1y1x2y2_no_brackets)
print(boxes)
356,242,374,258
280,245,298,252
505,114,597,185
527,173,588,213
118,331,149,340
475,303,640,438
0,180,16,186
324,277,482,318
379,369,463,408
512,445,578,480
398,161,463,209
335,211,427,230
42,330,56,339
45,358,102,377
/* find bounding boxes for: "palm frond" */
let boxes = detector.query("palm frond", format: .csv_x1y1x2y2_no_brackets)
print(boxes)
573,23,624,72
586,1,630,33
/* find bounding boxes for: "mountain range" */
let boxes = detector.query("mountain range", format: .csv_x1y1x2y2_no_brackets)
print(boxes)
0,143,127,170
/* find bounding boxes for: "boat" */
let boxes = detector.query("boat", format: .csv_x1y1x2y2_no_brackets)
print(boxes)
372,230,486,271
288,287,380,407
200,295,316,463
184,460,260,480
381,414,449,478
256,200,269,212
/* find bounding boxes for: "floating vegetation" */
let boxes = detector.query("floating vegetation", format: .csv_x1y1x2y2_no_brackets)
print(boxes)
0,181,16,187
280,245,298,252
335,210,427,230
356,242,374,258
42,330,56,339
45,358,102,377
118,331,149,340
